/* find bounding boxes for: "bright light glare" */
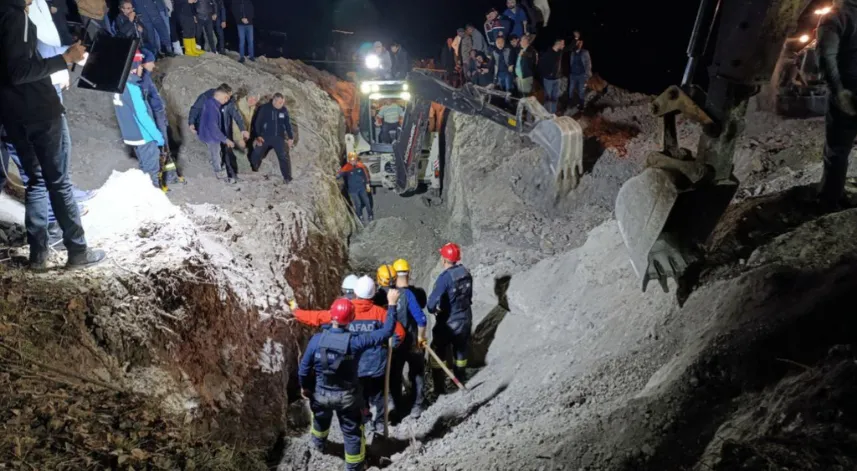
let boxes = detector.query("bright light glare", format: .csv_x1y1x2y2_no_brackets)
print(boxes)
403,83,409,91
401,92,411,101
365,54,381,69
369,93,382,100
360,82,371,94
799,34,810,43
815,6,832,15
371,84,381,92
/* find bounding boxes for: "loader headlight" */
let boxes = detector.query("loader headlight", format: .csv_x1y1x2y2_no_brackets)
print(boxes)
372,84,381,92
403,83,409,91
365,54,381,69
360,82,372,94
401,92,411,101
369,93,382,100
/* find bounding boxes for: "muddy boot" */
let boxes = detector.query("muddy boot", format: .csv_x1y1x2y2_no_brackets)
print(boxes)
29,251,48,271
432,369,447,396
410,404,423,419
66,249,107,270
309,436,325,452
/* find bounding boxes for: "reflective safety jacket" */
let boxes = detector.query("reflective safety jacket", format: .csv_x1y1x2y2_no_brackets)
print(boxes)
294,300,405,378
298,307,396,393
428,264,473,329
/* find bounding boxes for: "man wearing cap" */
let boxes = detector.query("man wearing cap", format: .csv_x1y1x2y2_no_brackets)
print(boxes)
113,50,168,188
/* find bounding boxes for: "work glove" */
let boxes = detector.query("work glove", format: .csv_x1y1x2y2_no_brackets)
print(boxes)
836,89,857,117
288,299,297,310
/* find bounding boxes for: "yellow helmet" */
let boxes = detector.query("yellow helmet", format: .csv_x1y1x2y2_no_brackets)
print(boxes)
376,264,396,287
392,259,410,274
347,152,358,160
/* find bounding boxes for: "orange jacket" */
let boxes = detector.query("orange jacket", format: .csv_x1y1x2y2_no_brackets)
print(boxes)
295,299,405,344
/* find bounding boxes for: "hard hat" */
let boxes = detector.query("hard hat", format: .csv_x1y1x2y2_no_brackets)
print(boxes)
348,152,358,160
341,274,358,292
330,298,355,325
392,259,410,273
440,243,462,263
355,276,376,299
376,264,395,287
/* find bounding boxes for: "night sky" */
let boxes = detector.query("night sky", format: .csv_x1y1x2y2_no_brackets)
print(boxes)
249,0,829,94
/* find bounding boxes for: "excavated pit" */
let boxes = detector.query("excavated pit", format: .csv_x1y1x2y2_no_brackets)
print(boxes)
5,52,857,471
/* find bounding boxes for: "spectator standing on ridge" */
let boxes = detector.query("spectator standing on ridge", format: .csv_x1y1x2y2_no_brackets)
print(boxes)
508,34,521,58
484,8,504,48
175,0,204,56
457,28,473,81
503,0,528,39
472,52,494,87
213,0,226,54
441,38,459,86
390,42,411,79
468,23,487,55
132,0,175,57
539,38,565,113
231,0,255,62
195,0,217,52
516,34,537,96
568,37,592,111
492,34,514,92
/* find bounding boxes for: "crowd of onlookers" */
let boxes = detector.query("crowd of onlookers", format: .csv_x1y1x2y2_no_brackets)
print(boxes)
441,0,593,114
56,0,257,62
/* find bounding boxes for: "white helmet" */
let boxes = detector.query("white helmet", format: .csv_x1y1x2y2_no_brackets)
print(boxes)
354,276,376,300
341,274,359,293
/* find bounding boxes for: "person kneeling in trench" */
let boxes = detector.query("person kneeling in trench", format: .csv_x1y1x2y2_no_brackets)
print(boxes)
298,291,400,471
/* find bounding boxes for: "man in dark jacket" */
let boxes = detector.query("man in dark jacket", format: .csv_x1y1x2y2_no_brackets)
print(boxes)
390,42,410,79
472,52,494,87
175,0,203,56
441,38,459,86
231,0,254,62
197,87,235,180
492,34,514,92
539,38,564,113
46,0,72,44
251,93,295,182
568,38,592,110
189,84,249,181
515,34,537,96
131,0,173,56
817,0,857,208
0,0,104,269
195,0,217,52
116,1,148,45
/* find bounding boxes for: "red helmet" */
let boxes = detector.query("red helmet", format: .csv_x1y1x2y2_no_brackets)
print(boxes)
439,243,462,263
329,298,355,325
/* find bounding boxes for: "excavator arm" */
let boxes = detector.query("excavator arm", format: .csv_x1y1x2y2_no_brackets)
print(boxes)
392,71,583,197
615,0,812,293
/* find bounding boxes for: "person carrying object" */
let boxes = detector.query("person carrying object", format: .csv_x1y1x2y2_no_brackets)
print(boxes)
0,0,105,270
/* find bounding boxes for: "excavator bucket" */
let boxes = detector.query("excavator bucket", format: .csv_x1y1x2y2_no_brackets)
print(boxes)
528,115,584,198
615,168,680,288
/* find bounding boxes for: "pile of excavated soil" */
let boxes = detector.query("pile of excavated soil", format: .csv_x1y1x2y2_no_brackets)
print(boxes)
1,53,359,467
345,76,857,471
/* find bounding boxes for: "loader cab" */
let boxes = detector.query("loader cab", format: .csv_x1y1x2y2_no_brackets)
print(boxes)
357,80,410,152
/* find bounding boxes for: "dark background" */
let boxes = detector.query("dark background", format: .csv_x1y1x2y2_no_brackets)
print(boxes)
252,0,701,94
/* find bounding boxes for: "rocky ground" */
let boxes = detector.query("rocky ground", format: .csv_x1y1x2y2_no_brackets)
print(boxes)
3,51,857,471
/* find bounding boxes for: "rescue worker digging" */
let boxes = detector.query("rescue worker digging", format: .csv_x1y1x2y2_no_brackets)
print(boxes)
299,293,400,471
293,277,405,436
428,243,473,393
389,258,428,419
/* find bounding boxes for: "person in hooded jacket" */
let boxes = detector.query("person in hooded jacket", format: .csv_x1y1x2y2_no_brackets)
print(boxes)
293,277,406,435
113,50,169,188
0,0,105,270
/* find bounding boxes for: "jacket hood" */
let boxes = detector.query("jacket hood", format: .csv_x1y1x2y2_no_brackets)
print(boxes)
0,0,27,11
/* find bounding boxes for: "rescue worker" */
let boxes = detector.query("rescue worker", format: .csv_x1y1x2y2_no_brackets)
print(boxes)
250,93,295,183
292,277,405,435
817,0,857,208
298,292,400,471
113,50,168,188
337,152,373,224
427,243,473,393
374,264,396,306
342,273,358,298
389,258,428,419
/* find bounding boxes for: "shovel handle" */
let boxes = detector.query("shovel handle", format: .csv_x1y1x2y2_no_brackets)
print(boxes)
424,343,468,392
383,337,393,438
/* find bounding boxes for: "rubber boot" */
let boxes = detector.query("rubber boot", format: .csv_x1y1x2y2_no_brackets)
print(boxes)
183,38,204,57
172,40,184,56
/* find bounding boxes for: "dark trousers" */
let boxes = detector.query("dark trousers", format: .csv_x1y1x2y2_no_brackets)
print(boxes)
214,19,225,52
310,389,366,471
222,144,238,178
349,189,373,222
250,139,291,181
380,121,398,143
389,348,425,413
134,141,161,187
3,117,86,259
196,17,216,51
569,74,588,108
141,15,172,54
821,97,857,204
431,321,471,386
359,376,385,427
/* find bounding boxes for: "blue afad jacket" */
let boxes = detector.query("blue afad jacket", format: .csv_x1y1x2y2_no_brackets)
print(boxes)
396,287,427,345
428,264,474,329
113,73,165,147
299,306,397,392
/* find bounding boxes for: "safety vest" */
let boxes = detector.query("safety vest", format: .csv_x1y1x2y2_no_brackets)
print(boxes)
315,331,356,391
446,265,473,327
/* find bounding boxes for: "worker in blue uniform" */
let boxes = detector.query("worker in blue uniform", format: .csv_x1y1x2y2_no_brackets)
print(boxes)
298,291,400,471
427,242,473,394
389,258,429,419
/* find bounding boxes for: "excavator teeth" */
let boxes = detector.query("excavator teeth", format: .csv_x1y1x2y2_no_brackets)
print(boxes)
528,115,583,199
